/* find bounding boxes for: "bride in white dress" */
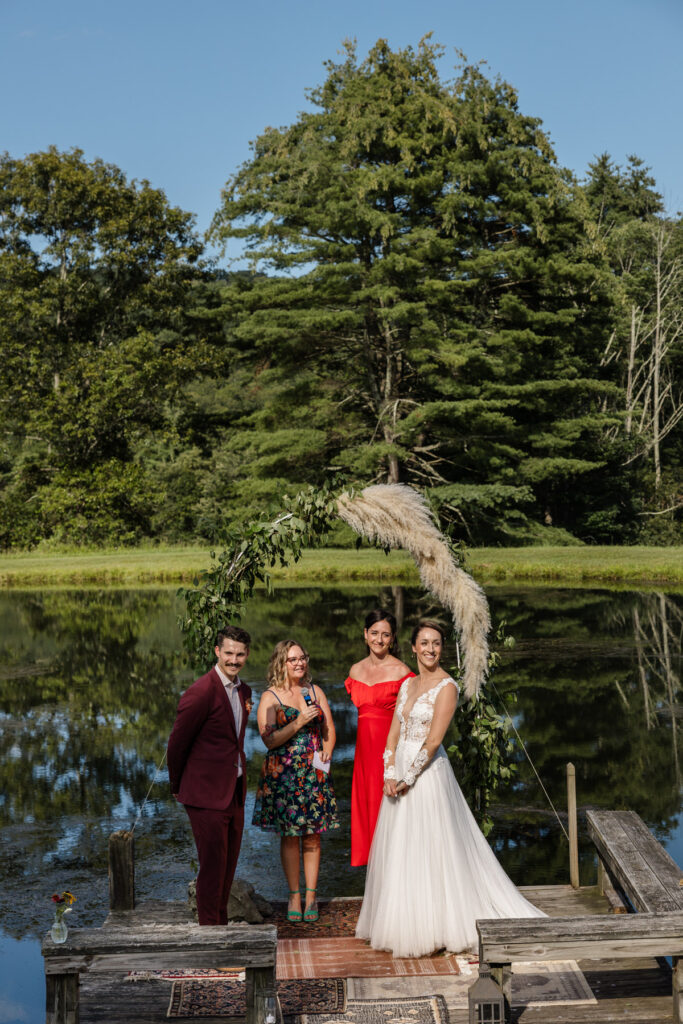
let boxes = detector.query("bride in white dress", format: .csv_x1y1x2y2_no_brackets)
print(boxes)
356,620,544,957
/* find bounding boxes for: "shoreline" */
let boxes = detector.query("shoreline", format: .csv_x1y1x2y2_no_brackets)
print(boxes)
0,545,681,589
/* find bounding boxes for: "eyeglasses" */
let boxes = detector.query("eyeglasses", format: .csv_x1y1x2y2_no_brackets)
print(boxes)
286,655,309,664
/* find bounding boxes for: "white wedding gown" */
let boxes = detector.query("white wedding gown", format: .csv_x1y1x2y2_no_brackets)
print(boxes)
356,676,545,957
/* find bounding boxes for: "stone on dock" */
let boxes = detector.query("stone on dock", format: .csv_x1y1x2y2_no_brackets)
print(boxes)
187,877,273,924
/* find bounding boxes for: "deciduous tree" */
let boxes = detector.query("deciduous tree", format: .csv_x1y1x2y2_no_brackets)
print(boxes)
0,147,203,545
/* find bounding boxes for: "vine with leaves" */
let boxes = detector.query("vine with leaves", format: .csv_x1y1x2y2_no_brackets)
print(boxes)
178,482,340,670
447,620,518,835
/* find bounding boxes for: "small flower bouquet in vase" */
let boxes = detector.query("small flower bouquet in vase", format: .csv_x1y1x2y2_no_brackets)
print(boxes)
50,891,76,943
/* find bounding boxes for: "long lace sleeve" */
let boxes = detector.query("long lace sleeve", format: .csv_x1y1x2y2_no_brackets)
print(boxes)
402,745,429,786
383,747,397,781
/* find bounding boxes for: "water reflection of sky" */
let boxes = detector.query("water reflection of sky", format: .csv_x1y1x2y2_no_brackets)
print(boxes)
0,584,680,1017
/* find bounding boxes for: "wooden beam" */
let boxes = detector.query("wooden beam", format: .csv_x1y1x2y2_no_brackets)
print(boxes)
43,922,278,973
489,962,512,1022
45,971,79,1024
108,831,135,912
246,965,278,1024
477,911,683,963
567,763,579,888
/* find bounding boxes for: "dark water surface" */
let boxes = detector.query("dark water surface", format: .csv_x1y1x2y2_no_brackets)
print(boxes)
0,584,680,1023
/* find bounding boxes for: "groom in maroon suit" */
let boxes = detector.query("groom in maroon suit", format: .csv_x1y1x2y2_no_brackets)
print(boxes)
168,625,252,925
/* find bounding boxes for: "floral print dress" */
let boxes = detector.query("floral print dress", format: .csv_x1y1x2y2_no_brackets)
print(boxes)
252,686,340,836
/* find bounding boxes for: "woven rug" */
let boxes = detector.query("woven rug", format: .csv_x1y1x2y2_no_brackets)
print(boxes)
349,959,595,1009
295,994,449,1024
168,977,346,1018
271,898,361,938
512,960,597,1006
128,968,244,982
277,938,461,979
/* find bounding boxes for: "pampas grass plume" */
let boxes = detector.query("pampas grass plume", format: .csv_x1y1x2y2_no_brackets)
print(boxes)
337,484,490,700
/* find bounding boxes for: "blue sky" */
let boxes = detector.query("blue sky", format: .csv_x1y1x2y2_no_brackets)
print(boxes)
1,0,681,260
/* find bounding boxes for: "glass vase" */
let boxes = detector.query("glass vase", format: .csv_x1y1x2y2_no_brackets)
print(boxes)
50,916,68,943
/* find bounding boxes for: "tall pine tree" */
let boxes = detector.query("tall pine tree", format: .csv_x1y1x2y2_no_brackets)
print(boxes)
210,39,622,542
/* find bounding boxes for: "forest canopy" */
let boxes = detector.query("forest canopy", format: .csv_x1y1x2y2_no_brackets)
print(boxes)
0,39,680,548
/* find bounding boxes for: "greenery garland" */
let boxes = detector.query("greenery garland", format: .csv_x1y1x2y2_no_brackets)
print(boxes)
178,482,340,669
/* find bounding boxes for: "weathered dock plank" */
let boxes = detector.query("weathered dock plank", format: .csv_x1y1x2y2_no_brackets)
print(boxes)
43,922,278,972
519,884,606,916
587,809,683,913
478,910,683,962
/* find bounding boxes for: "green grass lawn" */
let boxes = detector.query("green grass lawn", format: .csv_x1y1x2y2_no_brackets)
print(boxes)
0,544,680,587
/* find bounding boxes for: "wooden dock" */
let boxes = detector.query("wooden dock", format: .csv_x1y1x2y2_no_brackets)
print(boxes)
43,812,682,1024
59,884,675,1024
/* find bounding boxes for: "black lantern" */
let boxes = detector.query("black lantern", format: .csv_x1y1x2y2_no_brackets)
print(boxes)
468,963,506,1024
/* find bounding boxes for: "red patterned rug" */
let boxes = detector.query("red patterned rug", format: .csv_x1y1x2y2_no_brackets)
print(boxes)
277,938,461,979
128,967,244,981
270,898,361,938
167,977,346,1018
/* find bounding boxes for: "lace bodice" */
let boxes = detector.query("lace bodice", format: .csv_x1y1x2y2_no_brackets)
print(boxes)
396,675,459,746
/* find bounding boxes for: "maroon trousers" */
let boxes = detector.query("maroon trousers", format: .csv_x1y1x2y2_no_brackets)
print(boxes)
185,789,244,925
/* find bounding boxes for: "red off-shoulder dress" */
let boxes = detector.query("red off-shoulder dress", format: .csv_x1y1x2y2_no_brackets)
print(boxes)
344,672,416,866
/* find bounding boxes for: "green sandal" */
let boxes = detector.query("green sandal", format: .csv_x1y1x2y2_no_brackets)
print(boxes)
287,889,302,922
303,888,318,922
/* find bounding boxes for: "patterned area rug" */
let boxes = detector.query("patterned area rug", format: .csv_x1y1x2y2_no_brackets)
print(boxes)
167,977,346,1018
128,968,244,982
512,960,597,1006
277,938,461,979
295,995,449,1024
271,899,361,938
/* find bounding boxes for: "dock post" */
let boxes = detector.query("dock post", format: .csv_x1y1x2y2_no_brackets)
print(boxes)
108,830,135,911
674,957,682,1024
566,763,579,888
246,965,278,1024
45,970,79,1024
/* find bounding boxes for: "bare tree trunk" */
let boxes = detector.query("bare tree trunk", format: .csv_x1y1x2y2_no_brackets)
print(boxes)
658,594,680,786
633,607,654,730
380,311,400,483
625,305,637,435
619,221,682,486
653,234,663,488
392,584,405,632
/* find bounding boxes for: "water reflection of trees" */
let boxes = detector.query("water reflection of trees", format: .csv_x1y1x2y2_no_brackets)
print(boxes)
490,588,682,847
1,585,680,832
0,585,680,934
0,590,186,828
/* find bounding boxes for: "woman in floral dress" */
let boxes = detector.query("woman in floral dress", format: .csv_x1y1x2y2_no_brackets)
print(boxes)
253,639,339,922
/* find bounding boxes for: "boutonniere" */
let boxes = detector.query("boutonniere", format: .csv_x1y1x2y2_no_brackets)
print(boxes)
245,698,254,715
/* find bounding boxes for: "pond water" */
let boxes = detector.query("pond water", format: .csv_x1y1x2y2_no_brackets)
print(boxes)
0,583,681,1024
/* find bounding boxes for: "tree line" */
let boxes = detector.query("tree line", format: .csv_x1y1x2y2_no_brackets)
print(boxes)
1,38,680,549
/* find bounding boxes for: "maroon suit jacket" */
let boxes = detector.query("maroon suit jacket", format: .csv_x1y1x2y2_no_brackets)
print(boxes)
167,668,251,810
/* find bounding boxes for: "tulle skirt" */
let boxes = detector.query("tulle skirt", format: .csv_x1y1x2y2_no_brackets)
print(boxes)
356,743,545,957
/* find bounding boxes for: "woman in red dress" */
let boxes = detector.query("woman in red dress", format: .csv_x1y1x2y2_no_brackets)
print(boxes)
345,609,414,866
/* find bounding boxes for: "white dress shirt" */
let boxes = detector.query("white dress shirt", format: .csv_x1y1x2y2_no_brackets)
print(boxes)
215,665,243,776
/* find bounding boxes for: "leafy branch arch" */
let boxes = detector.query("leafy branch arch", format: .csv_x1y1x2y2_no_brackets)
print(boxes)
178,481,513,832
180,482,489,699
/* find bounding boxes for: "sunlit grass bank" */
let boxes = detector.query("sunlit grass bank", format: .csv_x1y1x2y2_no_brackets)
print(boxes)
0,544,681,587
468,546,683,585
